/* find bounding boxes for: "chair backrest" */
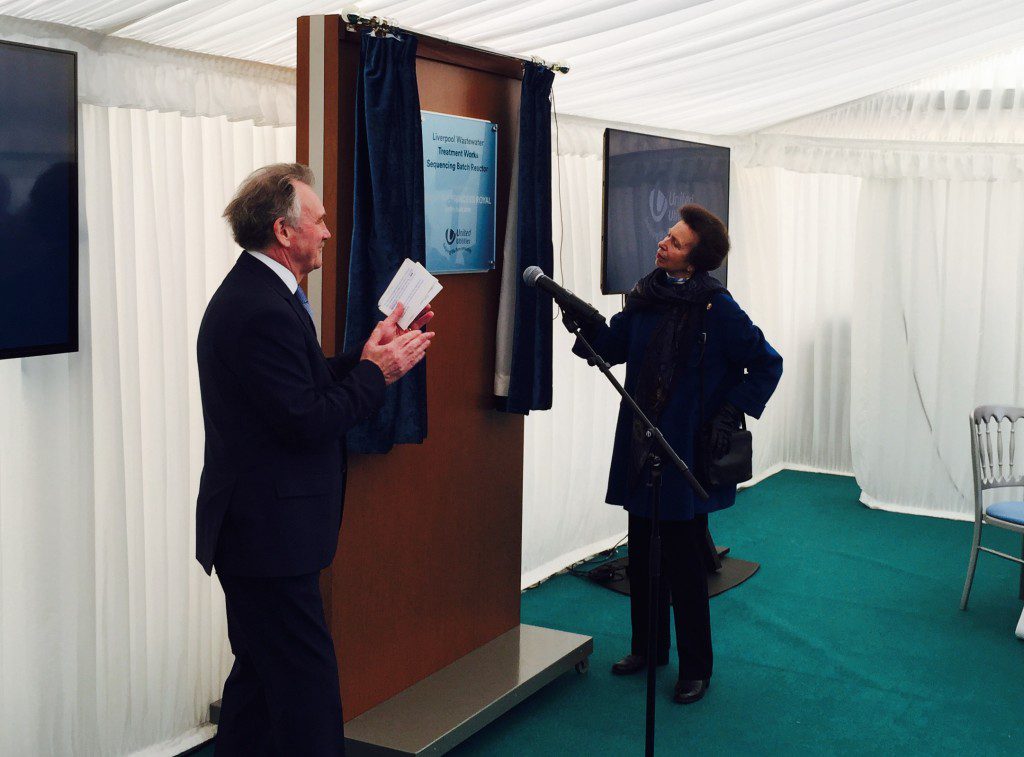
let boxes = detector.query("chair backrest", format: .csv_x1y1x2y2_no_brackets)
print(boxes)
970,406,1024,496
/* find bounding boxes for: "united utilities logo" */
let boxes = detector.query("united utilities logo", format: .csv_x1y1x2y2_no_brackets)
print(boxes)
649,188,693,223
649,188,669,223
442,227,473,265
443,227,472,255
642,187,695,240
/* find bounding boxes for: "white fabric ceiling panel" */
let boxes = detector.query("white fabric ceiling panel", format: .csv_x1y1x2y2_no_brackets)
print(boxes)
2,1,1024,133
112,0,345,63
0,0,187,33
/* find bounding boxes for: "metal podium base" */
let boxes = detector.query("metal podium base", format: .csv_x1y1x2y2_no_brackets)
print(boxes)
208,624,592,755
344,623,592,756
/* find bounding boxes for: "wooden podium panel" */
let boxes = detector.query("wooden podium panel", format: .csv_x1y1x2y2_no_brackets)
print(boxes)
298,17,526,720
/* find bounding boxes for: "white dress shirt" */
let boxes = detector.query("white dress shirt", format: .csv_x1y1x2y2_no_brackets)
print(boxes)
247,250,298,294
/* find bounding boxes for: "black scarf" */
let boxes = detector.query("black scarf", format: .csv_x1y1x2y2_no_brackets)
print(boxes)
625,269,727,489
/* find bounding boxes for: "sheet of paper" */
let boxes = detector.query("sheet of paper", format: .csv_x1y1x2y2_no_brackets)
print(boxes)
378,259,442,329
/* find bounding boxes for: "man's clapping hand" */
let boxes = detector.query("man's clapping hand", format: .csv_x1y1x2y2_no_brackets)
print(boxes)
375,302,434,346
361,303,435,385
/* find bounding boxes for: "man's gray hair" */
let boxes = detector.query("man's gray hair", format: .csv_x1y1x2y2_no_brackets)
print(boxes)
222,163,316,252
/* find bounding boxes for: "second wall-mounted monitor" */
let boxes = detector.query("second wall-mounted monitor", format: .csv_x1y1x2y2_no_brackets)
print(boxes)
602,129,730,295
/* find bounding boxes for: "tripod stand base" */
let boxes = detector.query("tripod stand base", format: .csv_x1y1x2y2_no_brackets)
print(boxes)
586,552,759,599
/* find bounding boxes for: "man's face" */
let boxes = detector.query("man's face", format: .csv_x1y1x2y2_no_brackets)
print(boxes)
655,220,698,276
284,181,331,276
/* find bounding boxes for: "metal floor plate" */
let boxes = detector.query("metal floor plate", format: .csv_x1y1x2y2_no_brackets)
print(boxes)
345,623,593,756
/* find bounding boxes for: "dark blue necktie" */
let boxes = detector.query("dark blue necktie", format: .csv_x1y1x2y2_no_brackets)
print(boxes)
295,285,316,334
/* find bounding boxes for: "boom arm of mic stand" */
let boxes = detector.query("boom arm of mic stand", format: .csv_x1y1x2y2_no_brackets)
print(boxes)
563,315,710,502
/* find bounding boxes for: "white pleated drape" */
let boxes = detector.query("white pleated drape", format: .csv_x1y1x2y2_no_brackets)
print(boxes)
742,57,1024,520
728,165,859,477
0,105,295,756
851,176,1024,518
732,155,1024,520
520,120,628,587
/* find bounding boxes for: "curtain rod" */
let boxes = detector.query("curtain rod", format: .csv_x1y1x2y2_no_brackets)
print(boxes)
339,10,570,74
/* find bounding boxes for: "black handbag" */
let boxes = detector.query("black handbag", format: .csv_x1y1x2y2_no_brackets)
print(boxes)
704,417,753,488
697,298,754,488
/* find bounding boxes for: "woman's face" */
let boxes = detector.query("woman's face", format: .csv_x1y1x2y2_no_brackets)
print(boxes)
655,220,698,276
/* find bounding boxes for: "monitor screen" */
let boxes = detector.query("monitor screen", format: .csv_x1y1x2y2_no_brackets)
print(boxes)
602,129,730,295
0,41,78,360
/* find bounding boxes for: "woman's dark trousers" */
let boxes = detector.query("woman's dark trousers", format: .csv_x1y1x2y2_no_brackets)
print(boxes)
626,513,713,680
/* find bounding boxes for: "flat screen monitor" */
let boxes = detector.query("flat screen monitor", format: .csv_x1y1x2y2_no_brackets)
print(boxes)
0,40,78,360
602,129,730,295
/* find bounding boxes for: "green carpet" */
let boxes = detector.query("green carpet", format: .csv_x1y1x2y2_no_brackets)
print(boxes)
191,471,1024,756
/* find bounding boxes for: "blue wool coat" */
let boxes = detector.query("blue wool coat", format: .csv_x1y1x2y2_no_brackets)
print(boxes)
574,291,782,520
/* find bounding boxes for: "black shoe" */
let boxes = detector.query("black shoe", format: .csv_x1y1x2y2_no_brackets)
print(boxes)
673,678,710,704
610,654,668,675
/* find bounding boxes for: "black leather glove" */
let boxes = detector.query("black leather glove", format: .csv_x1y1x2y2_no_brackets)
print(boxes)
708,402,743,459
561,310,582,333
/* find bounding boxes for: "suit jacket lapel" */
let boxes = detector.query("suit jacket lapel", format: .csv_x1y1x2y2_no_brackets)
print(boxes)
238,252,318,340
286,293,318,339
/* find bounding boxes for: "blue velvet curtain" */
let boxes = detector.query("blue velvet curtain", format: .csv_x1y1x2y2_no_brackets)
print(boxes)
504,63,555,414
343,30,427,453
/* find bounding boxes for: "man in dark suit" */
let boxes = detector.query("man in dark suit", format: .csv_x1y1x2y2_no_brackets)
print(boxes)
196,163,434,755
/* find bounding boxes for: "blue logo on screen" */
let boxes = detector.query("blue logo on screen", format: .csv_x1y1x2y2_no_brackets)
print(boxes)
648,188,694,226
649,188,669,222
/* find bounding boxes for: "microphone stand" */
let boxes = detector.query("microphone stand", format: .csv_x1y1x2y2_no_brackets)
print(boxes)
562,312,709,757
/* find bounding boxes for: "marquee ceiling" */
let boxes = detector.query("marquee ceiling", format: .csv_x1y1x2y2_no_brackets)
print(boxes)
3,0,1024,133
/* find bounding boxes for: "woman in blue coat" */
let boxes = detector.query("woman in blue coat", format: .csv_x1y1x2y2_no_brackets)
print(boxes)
573,204,782,704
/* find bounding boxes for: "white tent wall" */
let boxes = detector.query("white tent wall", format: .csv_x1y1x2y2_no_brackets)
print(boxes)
728,165,859,477
520,119,628,589
731,151,1024,521
0,23,296,757
850,174,1024,519
742,44,1024,522
0,105,295,756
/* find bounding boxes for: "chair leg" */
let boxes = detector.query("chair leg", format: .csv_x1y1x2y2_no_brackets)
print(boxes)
960,521,983,610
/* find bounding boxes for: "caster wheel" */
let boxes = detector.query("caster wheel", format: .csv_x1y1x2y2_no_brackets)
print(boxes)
575,658,590,674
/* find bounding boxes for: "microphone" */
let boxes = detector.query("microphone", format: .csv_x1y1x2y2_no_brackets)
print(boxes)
522,266,605,327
